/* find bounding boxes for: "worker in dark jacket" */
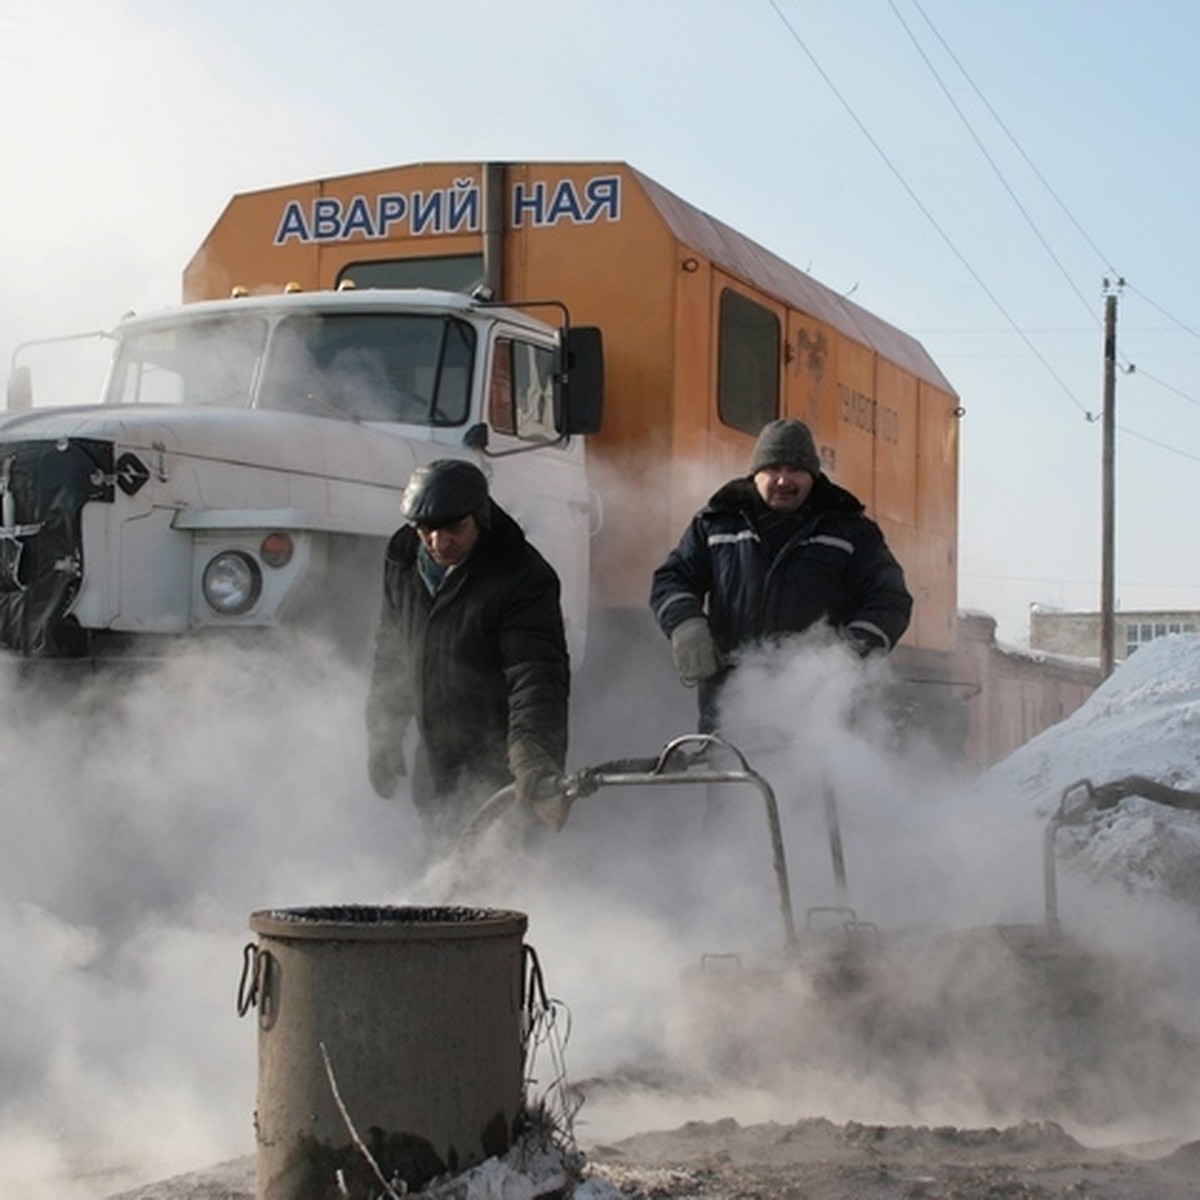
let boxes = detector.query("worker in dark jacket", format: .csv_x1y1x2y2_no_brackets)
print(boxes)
650,418,912,731
366,459,569,848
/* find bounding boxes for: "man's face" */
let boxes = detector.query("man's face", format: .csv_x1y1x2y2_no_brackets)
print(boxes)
753,463,815,514
416,514,480,567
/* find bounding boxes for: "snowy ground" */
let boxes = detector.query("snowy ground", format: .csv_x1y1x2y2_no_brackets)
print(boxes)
2,632,1198,1199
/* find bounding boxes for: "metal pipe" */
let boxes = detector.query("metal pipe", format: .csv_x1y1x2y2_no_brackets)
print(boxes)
465,734,800,955
584,739,798,955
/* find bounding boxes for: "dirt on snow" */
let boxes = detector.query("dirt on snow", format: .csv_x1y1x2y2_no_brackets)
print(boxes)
102,1116,1200,1200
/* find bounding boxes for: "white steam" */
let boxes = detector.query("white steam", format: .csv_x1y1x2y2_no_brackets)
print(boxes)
5,628,1199,1198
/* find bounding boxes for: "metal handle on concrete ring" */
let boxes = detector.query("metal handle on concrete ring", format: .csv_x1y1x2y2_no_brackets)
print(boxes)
237,941,262,1017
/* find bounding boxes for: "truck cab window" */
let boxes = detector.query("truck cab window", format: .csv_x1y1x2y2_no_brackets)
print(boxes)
259,313,475,425
717,289,780,435
107,316,267,407
488,337,557,442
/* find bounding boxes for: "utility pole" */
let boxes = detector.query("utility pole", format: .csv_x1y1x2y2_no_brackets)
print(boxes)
1099,278,1122,677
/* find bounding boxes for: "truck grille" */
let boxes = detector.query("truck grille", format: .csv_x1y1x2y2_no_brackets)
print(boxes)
0,438,114,655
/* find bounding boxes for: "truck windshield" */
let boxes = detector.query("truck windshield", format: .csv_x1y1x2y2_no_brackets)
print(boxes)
105,311,477,425
107,315,268,407
257,312,476,425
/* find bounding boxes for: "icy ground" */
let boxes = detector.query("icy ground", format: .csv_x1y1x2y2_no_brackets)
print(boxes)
3,633,1199,1199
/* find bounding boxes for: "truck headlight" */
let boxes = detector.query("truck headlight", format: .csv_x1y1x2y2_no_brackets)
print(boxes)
202,551,262,615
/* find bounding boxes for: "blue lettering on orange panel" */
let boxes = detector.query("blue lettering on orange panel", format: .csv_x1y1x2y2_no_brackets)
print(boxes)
546,180,585,224
512,175,622,227
377,194,407,236
512,181,546,227
583,175,620,221
447,178,479,232
313,198,344,241
410,191,443,236
274,201,311,245
273,173,621,244
341,195,376,239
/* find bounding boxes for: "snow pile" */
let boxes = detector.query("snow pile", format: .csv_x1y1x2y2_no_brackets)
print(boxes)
974,633,1200,907
417,1135,620,1200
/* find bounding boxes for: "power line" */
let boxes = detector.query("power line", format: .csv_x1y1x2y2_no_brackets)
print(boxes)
905,2,1200,411
1117,422,1200,462
1125,283,1200,343
769,1,1200,463
1124,365,1200,411
906,0,1121,280
766,0,1095,420
889,0,1099,329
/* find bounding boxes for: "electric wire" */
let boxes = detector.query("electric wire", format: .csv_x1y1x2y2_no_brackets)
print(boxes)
1117,422,1200,463
766,0,1095,420
906,0,1121,281
775,0,1200,462
905,1,1200,444
889,0,1099,328
1125,282,1200,343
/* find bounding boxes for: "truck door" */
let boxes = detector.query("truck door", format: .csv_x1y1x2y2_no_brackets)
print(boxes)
483,332,591,665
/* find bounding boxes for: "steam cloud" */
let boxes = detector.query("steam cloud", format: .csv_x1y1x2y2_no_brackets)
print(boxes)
3,626,1198,1199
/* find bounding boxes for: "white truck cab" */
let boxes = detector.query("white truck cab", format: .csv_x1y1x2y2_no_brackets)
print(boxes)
0,288,602,661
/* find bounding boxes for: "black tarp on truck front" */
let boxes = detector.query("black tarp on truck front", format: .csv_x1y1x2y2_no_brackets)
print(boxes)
0,438,114,655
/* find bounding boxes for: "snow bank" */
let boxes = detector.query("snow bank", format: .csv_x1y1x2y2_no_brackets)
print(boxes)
974,633,1200,906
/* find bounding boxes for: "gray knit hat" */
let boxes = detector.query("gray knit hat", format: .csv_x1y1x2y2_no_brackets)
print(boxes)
749,418,821,476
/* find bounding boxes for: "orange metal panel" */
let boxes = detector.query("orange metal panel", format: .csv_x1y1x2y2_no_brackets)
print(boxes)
831,339,875,507
185,184,323,300
500,165,681,610
872,359,918,529
784,313,835,441
918,379,959,537
669,253,716,540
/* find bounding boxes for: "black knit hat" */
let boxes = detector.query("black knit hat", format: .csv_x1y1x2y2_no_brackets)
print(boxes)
750,418,821,476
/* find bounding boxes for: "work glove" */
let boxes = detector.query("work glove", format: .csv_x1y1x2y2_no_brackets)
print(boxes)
843,624,888,659
670,616,724,685
510,739,568,832
367,743,405,799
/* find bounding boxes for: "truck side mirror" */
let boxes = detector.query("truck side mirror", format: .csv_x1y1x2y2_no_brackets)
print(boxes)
7,366,32,413
559,326,603,436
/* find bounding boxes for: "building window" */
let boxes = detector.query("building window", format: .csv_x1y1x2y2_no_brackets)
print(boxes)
1125,619,1198,657
717,289,780,435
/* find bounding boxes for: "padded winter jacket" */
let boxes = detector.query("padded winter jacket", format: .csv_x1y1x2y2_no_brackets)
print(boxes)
650,474,912,714
366,500,569,822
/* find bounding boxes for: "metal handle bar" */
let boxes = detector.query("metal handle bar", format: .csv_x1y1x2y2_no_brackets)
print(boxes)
466,734,800,955
1044,775,1200,933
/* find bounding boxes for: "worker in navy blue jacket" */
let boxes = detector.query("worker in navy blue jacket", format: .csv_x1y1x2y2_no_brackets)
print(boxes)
650,418,913,731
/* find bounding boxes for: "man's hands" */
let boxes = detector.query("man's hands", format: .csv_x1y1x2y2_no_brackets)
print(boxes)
843,624,888,658
510,739,568,831
670,617,724,685
367,743,405,799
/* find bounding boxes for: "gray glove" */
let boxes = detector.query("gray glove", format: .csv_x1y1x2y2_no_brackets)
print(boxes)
367,743,405,799
670,617,724,685
510,739,568,831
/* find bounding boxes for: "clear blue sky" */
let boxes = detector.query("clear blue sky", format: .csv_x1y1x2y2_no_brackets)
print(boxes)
3,0,1197,644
